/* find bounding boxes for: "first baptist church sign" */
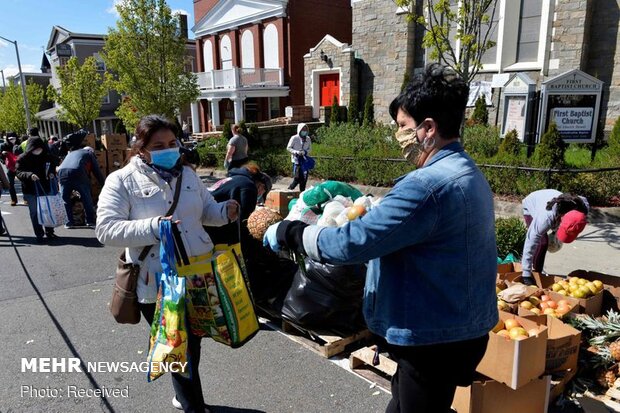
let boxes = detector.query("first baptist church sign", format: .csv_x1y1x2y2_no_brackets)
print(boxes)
537,69,603,143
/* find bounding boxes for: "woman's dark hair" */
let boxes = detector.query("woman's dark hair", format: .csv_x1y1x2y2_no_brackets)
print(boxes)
129,115,179,159
127,115,190,167
546,193,589,215
389,63,469,138
243,161,272,195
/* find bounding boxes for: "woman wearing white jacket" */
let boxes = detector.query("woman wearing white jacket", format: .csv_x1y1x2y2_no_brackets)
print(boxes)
96,115,238,413
286,122,312,191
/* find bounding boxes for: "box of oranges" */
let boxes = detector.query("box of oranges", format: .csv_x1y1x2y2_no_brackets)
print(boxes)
476,311,548,390
533,272,604,316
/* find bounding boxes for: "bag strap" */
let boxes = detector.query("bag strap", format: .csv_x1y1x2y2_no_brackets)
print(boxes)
136,172,184,262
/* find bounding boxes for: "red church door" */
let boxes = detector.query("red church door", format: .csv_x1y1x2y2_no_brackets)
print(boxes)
320,73,340,106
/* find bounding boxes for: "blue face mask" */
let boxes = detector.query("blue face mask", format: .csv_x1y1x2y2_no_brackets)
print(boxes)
149,147,180,170
300,130,308,138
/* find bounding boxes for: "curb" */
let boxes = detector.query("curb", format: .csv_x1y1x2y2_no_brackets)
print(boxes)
197,168,620,224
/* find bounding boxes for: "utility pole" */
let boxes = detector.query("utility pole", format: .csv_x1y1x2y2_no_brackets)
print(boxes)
0,35,32,130
0,69,5,93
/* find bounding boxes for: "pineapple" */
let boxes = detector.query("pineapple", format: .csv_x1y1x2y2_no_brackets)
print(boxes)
611,340,620,362
247,207,283,241
596,364,618,388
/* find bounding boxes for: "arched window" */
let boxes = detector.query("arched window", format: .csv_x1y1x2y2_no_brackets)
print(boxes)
263,24,279,69
220,35,232,69
203,39,214,71
241,30,255,69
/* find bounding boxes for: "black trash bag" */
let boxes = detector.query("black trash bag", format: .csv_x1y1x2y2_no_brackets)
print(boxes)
281,259,366,335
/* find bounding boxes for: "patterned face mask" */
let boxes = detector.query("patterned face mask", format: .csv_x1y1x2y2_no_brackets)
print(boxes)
394,124,435,166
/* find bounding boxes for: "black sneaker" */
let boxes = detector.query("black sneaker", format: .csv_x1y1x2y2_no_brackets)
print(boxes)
46,233,59,239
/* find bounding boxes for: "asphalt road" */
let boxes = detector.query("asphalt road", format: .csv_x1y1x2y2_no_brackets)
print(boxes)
0,181,391,413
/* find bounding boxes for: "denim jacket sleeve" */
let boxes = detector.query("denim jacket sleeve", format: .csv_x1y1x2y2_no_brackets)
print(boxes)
304,175,439,265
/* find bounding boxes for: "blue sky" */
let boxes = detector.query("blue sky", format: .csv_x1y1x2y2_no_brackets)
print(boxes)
0,0,193,80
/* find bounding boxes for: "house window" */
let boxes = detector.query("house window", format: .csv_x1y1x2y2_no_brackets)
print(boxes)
184,57,195,73
59,57,70,67
480,2,500,66
101,92,110,105
93,53,105,71
263,24,279,69
478,0,553,71
516,0,543,63
241,30,255,69
220,35,232,70
203,39,214,71
269,97,280,119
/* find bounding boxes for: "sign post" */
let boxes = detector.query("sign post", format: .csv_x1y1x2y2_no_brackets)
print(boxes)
537,69,603,144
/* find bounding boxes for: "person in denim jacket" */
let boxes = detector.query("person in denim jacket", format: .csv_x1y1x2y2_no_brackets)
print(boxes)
264,64,498,413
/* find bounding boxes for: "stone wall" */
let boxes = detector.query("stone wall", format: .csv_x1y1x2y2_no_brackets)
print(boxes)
585,0,620,131
351,0,415,124
547,0,592,78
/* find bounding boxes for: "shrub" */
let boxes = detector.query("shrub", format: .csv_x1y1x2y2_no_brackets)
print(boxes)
222,119,232,140
499,129,521,156
463,124,501,159
330,96,340,126
362,94,374,126
609,116,620,153
495,217,527,259
470,95,489,126
534,122,566,169
348,96,359,124
196,137,227,167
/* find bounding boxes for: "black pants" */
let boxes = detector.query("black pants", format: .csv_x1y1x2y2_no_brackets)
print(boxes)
288,163,308,192
7,170,18,203
140,303,205,413
381,334,489,413
524,214,548,272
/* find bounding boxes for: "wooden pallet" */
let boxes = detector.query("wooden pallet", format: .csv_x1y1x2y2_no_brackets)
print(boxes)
257,305,371,358
280,320,371,359
583,378,620,413
349,345,397,391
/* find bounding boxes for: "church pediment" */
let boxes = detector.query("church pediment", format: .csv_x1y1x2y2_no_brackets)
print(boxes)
193,0,288,37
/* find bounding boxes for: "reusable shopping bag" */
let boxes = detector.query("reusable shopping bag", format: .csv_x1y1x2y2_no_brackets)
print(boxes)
35,179,67,227
146,220,190,382
178,223,259,348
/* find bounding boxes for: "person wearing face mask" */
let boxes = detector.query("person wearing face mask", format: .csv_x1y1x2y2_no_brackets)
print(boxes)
263,64,497,413
2,133,20,206
96,115,239,413
16,136,61,243
286,123,312,191
224,124,249,171
57,130,106,228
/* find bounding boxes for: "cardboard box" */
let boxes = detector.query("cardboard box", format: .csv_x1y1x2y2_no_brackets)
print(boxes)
84,133,96,149
476,312,548,390
497,262,514,275
94,150,107,175
264,190,299,217
107,149,125,174
101,134,127,151
533,272,604,316
522,315,581,373
453,375,551,413
568,269,620,312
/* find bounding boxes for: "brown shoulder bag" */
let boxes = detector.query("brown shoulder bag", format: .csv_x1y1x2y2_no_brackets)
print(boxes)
110,173,183,324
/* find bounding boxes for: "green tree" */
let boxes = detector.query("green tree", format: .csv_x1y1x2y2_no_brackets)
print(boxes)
610,116,620,150
534,122,566,168
470,95,488,125
222,119,232,140
499,129,520,156
362,93,374,126
395,0,499,85
0,82,45,135
102,0,198,131
347,95,359,124
329,96,340,126
47,57,111,129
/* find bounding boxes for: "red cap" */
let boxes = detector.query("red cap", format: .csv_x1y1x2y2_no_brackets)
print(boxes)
557,210,587,243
